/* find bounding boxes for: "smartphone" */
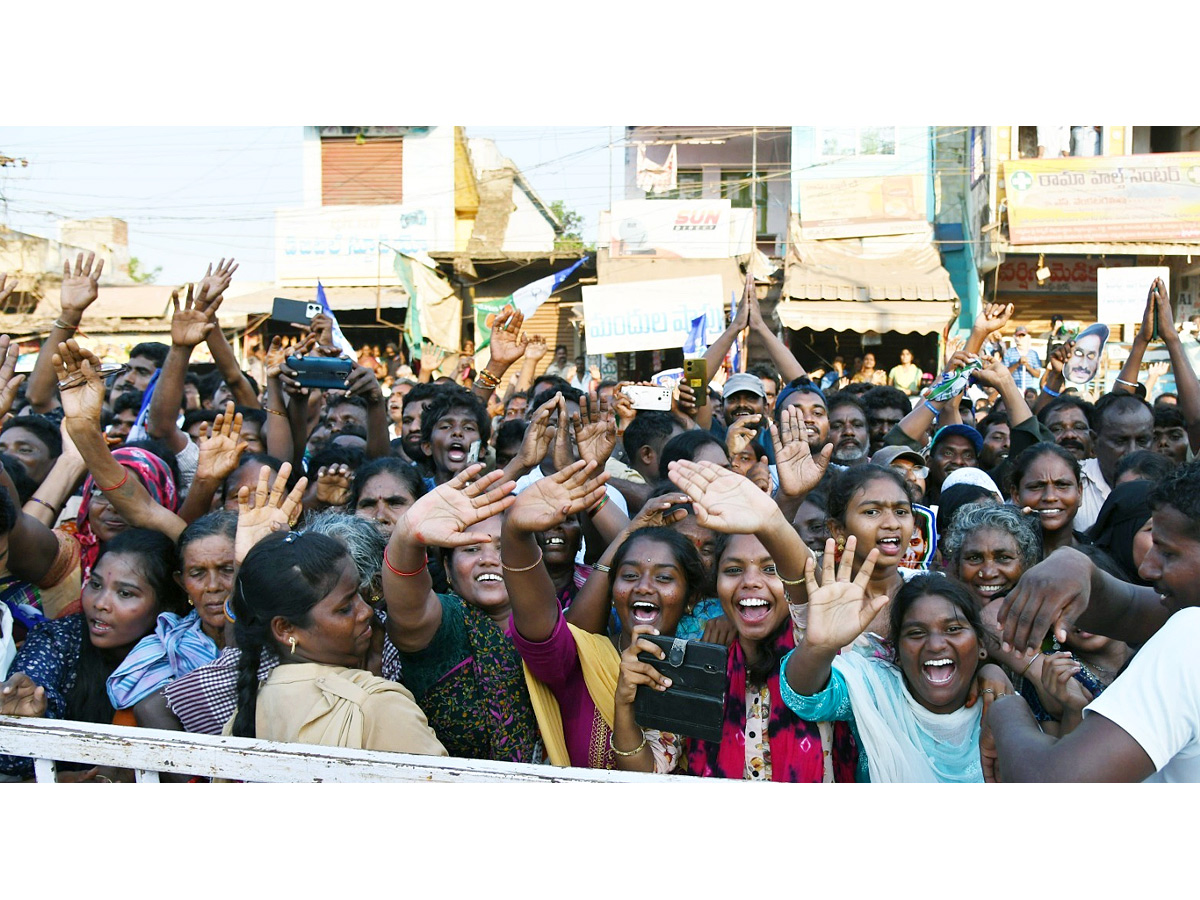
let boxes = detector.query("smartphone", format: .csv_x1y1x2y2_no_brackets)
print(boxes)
273,297,323,325
467,440,481,464
285,355,352,390
683,358,707,408
624,384,672,411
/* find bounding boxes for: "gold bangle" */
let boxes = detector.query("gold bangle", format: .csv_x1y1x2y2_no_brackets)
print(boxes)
778,573,805,586
501,548,544,573
266,407,287,418
1019,651,1042,678
609,730,648,757
53,318,78,332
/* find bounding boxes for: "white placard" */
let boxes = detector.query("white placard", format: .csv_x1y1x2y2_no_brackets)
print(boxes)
582,275,726,355
1097,266,1169,324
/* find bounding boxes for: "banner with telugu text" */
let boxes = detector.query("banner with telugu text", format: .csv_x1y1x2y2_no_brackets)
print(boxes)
1003,153,1200,245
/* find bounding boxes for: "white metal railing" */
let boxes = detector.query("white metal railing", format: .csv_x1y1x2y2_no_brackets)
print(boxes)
0,715,684,783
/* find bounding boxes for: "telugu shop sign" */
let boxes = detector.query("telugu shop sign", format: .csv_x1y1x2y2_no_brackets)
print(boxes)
1003,153,1200,244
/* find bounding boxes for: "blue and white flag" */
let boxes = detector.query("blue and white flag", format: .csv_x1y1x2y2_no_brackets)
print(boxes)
511,257,587,319
124,367,159,444
317,281,357,359
682,312,707,356
728,290,743,372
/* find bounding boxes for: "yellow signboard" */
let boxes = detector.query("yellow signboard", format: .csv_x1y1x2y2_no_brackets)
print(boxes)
1003,152,1200,244
797,174,928,240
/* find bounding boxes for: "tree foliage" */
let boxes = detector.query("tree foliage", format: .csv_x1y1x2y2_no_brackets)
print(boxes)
128,256,162,284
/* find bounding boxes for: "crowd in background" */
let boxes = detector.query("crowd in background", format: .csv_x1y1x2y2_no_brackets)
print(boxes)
1,254,1198,783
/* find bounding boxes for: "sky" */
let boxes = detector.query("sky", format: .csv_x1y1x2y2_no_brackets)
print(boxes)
0,126,623,286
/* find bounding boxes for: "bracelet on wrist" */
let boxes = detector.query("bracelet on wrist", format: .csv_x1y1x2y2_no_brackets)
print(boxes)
609,730,648,757
1041,386,1060,398
1114,377,1139,389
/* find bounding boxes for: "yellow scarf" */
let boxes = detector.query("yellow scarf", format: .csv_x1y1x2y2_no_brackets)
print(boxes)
522,624,620,767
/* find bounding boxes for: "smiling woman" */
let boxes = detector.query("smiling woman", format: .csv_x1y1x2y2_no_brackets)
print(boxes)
781,568,1008,782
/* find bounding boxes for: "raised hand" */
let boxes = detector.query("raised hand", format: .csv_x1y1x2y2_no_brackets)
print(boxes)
1149,277,1176,339
612,384,637,434
235,463,308,564
667,459,781,534
673,381,699,420
506,459,609,534
802,536,884,652
198,258,238,305
510,395,557,472
974,301,1015,336
0,673,48,717
770,407,832,499
51,339,106,424
170,282,222,348
393,464,517,548
1146,360,1170,381
0,334,26,419
524,334,548,362
487,307,529,369
307,313,343,357
572,391,617,469
59,251,105,315
315,463,353,506
195,401,248,484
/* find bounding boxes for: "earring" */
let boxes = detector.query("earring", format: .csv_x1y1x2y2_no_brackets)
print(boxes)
223,598,237,623
289,636,298,655
979,648,987,659
187,596,194,607
835,538,846,552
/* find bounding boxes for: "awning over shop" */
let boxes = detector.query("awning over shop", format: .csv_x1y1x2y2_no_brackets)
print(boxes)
775,299,957,335
784,225,957,302
779,224,957,334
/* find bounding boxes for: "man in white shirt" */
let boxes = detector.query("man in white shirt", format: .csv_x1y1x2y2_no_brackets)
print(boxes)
1074,393,1155,531
985,460,1200,781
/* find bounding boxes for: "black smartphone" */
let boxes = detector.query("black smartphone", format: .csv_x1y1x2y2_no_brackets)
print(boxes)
683,358,707,408
272,297,323,325
285,355,353,390
634,635,728,743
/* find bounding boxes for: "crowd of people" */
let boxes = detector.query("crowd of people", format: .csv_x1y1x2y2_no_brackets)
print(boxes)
0,255,1198,783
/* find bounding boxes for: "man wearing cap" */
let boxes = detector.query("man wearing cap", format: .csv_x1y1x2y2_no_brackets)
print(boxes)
718,371,775,466
926,424,983,506
1003,326,1043,394
872,445,929,504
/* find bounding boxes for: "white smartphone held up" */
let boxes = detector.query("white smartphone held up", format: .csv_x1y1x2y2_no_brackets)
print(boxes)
624,384,673,411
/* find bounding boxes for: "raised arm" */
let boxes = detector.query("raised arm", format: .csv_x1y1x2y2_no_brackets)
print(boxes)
473,307,528,406
964,302,1014,357
667,459,813,586
996,546,1171,654
502,459,609,643
200,259,260,408
971,357,1034,429
748,292,804,382
1149,278,1200,451
770,406,833,524
382,464,516,652
55,340,188,541
28,252,104,412
150,282,227,455
177,403,247,524
702,276,752,382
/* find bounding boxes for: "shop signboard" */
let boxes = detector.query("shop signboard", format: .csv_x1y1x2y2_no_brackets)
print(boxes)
1097,266,1169,324
796,174,928,240
276,205,443,283
1003,153,1200,244
605,200,741,259
582,275,725,355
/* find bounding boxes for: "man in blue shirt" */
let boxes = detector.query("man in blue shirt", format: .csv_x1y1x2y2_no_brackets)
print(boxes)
1003,325,1043,394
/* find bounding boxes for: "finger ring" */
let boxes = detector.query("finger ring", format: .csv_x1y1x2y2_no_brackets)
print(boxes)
56,378,85,391
981,688,995,694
